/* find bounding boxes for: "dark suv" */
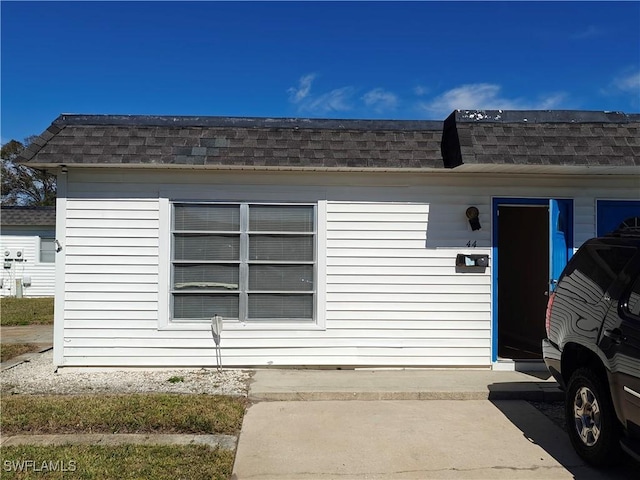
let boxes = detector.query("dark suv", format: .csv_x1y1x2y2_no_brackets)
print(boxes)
543,222,640,467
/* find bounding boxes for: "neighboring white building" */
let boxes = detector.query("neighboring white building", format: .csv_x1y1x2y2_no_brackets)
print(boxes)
0,206,56,297
17,110,640,369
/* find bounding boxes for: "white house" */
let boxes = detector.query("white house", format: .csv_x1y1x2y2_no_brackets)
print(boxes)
0,206,56,297
17,110,640,369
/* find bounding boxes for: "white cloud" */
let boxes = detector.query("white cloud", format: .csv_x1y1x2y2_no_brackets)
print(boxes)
305,87,355,114
413,85,428,96
362,88,398,113
420,83,566,117
570,26,602,40
611,70,640,94
288,73,356,114
288,73,317,104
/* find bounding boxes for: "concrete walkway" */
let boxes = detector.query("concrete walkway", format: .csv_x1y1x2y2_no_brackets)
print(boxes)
1,433,236,450
0,325,54,371
4,325,637,478
1,325,54,344
232,399,636,479
248,368,563,402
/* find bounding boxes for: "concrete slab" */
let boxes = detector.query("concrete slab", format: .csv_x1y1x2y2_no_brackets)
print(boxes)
249,368,563,402
0,347,52,371
1,433,237,450
232,400,634,479
0,325,53,344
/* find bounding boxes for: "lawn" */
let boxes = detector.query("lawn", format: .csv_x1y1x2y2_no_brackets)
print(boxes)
1,393,246,479
1,297,54,326
0,444,234,479
1,394,246,435
1,343,44,363
1,297,54,362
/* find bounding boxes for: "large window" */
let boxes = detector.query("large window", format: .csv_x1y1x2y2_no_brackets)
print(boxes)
171,203,316,322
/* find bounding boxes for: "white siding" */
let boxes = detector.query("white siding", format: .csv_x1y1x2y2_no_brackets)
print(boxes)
324,201,491,367
60,198,160,366
0,234,55,297
55,169,639,368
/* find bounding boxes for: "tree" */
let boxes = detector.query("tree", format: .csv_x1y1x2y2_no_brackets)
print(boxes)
1,137,56,207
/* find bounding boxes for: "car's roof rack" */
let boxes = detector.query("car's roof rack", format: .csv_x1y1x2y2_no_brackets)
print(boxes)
605,217,640,237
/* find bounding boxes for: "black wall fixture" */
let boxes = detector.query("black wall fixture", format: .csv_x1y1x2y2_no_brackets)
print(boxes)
466,206,481,231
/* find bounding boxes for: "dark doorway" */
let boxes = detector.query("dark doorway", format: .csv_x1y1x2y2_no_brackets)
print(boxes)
497,206,549,359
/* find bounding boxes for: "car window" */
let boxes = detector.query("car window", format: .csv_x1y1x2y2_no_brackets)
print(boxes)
566,244,637,292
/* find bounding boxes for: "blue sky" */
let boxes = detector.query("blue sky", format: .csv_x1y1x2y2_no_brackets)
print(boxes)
1,1,639,143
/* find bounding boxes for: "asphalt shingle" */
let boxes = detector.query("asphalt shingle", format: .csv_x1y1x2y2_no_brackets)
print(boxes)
441,110,640,168
16,111,640,172
18,116,445,170
1,207,56,226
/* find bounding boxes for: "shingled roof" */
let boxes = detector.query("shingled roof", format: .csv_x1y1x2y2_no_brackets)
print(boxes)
441,110,640,171
18,115,444,171
17,110,640,174
1,206,56,226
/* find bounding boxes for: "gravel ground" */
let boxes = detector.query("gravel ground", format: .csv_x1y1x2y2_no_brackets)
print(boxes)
529,400,566,431
1,350,252,396
2,349,566,433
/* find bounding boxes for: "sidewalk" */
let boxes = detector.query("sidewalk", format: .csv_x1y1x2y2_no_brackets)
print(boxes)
1,325,53,344
12,324,617,480
0,325,54,371
248,367,563,402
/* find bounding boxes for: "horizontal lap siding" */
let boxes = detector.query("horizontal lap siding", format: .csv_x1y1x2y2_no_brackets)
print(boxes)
62,199,160,364
0,235,55,297
59,172,638,368
325,201,491,367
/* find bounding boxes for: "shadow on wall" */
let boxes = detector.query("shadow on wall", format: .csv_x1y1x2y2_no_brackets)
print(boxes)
424,202,490,250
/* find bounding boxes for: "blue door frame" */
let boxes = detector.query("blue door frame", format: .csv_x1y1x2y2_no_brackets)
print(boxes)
492,197,574,362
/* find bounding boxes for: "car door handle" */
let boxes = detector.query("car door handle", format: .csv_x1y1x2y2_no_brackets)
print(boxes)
603,328,625,344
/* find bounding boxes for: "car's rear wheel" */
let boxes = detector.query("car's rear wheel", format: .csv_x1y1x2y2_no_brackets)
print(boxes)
565,367,621,467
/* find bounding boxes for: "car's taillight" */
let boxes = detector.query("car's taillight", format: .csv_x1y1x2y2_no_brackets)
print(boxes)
545,291,556,337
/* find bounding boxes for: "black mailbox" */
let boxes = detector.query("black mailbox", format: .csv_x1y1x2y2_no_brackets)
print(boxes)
456,254,489,273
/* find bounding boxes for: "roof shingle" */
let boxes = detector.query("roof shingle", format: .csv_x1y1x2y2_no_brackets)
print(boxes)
19,116,445,171
16,111,640,172
1,207,56,226
441,110,640,168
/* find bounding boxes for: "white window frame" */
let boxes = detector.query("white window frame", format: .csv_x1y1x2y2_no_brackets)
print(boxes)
158,197,326,331
39,237,55,264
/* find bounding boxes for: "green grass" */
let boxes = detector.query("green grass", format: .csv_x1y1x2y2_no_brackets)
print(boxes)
0,444,234,479
1,394,246,435
1,343,43,362
1,297,54,326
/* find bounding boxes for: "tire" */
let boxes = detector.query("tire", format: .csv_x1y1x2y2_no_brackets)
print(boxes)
565,367,621,467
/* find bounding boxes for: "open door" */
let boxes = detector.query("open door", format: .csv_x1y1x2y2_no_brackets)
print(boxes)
494,198,574,361
549,199,573,293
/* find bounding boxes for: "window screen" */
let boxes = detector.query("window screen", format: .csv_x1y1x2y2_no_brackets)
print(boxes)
40,238,55,263
171,203,315,322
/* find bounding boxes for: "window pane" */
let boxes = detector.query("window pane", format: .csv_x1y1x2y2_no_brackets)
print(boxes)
249,265,313,291
173,294,238,319
174,264,239,290
40,238,55,263
174,234,239,261
248,294,313,319
249,205,314,232
249,235,313,261
174,204,240,231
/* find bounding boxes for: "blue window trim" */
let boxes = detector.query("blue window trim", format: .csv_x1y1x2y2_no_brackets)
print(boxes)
596,200,640,236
